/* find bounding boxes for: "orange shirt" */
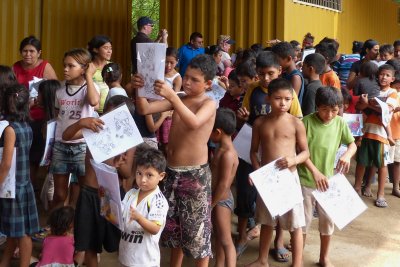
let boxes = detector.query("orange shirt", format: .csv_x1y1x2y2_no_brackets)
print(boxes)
320,70,341,90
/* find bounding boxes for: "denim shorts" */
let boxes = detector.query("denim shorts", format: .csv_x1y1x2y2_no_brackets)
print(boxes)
49,141,86,177
217,190,234,212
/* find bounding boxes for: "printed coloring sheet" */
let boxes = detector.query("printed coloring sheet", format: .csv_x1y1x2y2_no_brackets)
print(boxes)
40,120,56,166
137,43,166,100
343,113,363,136
249,159,303,217
374,97,390,127
83,104,143,163
91,160,123,231
312,173,367,230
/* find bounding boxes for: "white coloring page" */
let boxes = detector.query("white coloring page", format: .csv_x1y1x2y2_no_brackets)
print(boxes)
137,43,166,100
312,173,367,230
83,104,143,163
249,159,303,217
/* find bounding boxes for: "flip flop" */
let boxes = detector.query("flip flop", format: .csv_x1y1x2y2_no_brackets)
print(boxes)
235,243,248,259
375,198,388,208
273,247,290,262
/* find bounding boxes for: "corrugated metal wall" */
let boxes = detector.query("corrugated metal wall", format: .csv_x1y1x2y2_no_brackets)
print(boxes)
160,0,400,54
0,0,132,81
282,0,400,53
160,0,276,50
0,0,42,66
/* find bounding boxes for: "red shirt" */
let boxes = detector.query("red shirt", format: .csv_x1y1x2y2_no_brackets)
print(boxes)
12,60,48,90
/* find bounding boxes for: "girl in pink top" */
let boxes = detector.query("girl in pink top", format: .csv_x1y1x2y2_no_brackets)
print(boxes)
34,206,75,267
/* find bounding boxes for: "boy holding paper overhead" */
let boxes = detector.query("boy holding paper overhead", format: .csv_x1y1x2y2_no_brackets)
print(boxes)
298,87,356,267
132,54,217,266
247,78,309,267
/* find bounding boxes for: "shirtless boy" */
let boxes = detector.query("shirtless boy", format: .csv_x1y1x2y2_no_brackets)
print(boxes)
132,54,217,267
247,78,309,267
210,108,239,267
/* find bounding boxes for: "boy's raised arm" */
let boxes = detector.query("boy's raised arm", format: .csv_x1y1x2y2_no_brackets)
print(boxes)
132,75,173,115
155,79,216,129
211,151,237,207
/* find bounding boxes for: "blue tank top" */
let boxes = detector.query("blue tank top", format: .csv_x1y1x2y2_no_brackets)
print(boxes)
283,69,305,105
248,86,270,126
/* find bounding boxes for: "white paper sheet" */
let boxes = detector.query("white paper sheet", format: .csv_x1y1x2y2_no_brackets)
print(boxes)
0,148,16,198
302,48,316,61
233,124,252,164
334,144,348,170
375,97,390,127
249,159,303,217
0,121,9,138
137,43,166,100
83,104,143,163
206,81,226,107
28,76,43,98
312,173,367,230
91,160,124,231
40,120,56,166
343,113,363,136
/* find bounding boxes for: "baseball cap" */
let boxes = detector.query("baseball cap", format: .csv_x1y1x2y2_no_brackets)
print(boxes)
137,16,154,28
218,35,235,45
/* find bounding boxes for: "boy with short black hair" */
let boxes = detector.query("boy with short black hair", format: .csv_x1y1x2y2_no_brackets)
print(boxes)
219,70,245,114
210,107,239,267
379,44,395,62
271,41,305,105
299,87,356,267
302,53,326,115
315,42,341,89
354,64,398,207
119,147,169,267
236,60,258,92
235,51,303,261
132,54,217,266
246,78,310,267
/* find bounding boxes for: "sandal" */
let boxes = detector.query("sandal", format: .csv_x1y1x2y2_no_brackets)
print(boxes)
375,198,388,208
272,247,290,262
235,243,248,258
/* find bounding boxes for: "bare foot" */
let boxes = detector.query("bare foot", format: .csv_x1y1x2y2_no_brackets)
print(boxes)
245,259,269,267
392,189,400,198
319,258,335,267
362,187,373,197
354,187,361,196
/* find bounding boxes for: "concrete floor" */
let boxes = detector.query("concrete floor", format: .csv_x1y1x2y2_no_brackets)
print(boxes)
2,163,400,267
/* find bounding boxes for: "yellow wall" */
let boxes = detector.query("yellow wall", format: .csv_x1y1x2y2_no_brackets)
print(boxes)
281,0,400,53
0,0,132,82
160,0,276,50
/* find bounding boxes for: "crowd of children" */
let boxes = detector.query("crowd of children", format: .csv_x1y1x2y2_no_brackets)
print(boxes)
1,23,400,267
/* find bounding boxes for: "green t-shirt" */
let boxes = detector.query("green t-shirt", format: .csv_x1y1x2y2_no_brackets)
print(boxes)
93,67,110,114
298,113,355,188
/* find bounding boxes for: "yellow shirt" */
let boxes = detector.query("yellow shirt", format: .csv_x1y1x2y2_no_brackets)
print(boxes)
242,81,303,118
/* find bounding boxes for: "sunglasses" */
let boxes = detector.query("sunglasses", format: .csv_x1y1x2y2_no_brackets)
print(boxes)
147,24,154,27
